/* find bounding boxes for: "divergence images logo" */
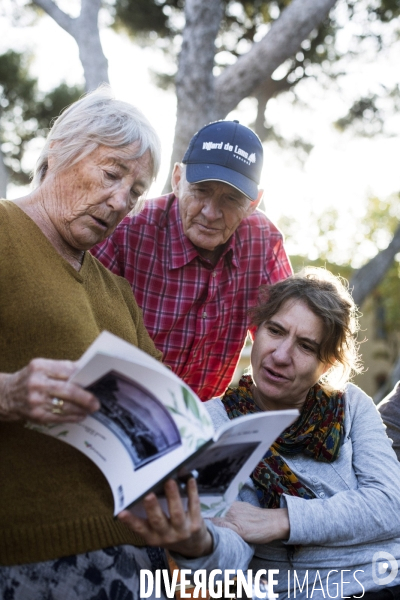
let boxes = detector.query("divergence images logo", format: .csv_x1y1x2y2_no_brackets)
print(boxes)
372,551,398,586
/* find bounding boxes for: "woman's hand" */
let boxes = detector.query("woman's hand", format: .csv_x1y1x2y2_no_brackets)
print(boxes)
118,478,213,558
212,502,290,545
0,358,100,423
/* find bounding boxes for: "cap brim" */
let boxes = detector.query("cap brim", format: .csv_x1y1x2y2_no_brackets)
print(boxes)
185,164,258,201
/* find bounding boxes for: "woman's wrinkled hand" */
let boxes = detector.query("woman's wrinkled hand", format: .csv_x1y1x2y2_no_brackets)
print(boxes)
118,478,213,558
0,358,100,423
211,502,290,545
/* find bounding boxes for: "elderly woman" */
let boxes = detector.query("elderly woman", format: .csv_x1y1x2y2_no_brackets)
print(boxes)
120,268,400,599
0,87,170,598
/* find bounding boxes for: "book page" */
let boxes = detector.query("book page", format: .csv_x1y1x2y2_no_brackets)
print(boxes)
131,409,298,518
27,333,214,514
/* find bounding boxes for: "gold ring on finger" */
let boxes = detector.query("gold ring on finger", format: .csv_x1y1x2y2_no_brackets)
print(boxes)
51,397,64,415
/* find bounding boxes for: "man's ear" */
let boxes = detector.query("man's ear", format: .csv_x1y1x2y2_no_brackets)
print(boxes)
171,163,183,196
246,189,264,216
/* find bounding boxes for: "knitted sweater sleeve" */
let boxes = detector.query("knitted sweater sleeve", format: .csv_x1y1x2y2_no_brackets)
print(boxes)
285,383,400,546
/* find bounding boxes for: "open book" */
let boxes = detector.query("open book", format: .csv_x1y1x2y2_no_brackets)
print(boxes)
27,332,298,517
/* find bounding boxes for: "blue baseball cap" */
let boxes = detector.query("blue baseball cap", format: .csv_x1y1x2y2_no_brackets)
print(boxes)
182,120,263,201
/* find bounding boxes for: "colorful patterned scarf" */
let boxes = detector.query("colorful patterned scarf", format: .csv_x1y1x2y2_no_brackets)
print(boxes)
221,375,345,509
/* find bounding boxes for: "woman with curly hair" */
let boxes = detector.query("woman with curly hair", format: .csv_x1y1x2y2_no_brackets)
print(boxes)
121,268,400,599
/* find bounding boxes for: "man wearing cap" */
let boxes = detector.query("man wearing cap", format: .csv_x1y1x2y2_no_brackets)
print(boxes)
92,121,292,401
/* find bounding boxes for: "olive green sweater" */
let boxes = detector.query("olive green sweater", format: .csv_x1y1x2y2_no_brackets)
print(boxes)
0,200,163,565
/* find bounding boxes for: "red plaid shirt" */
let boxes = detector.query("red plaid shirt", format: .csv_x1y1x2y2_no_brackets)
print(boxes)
92,194,292,400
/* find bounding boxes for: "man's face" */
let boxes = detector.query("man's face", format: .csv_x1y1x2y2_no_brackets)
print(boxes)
172,164,261,252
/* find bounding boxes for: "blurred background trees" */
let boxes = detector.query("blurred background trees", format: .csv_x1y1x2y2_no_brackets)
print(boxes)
4,0,399,182
111,0,400,183
277,193,400,399
0,48,83,195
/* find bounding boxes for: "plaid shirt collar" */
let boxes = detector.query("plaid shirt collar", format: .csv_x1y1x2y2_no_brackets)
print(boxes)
163,194,240,270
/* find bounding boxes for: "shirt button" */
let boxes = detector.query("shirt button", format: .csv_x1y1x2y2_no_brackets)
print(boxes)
319,492,326,498
212,272,216,277
311,477,318,483
202,312,207,318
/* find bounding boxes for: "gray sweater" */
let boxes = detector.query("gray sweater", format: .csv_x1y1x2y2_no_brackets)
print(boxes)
175,383,400,599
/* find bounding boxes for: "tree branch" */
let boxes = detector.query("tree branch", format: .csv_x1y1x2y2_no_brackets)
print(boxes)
350,225,400,307
214,0,337,118
163,0,223,189
0,149,8,199
253,77,297,139
74,0,109,90
31,0,75,35
254,76,296,101
32,0,108,90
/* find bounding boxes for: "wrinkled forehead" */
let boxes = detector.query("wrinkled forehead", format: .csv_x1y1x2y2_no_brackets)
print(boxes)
269,298,324,329
106,143,150,164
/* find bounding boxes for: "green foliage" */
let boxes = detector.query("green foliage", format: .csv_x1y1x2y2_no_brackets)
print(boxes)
0,50,84,186
111,0,397,73
362,194,400,243
374,261,400,335
113,0,339,72
285,192,400,335
367,0,400,22
0,50,38,185
218,0,338,73
113,0,183,37
334,87,400,136
279,207,346,266
35,83,85,128
0,50,36,109
361,194,400,334
290,255,353,281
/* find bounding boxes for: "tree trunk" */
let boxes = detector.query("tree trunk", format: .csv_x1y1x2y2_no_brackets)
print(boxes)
32,0,109,91
350,225,400,307
74,0,109,90
0,150,8,198
163,0,224,192
163,0,337,191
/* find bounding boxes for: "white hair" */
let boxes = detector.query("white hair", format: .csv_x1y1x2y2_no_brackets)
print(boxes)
32,85,161,210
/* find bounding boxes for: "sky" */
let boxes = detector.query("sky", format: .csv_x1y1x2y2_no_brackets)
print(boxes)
1,1,400,267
